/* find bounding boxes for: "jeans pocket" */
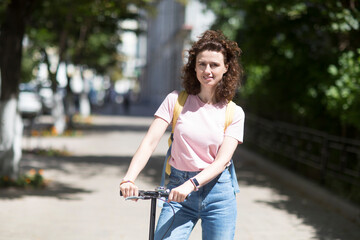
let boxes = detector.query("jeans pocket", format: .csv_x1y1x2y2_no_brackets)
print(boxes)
167,171,184,189
217,169,231,183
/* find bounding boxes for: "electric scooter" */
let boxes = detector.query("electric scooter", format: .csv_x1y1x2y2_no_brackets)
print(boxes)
120,187,171,240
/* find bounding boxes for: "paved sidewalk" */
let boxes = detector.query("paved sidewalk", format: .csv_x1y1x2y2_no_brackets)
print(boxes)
1,109,359,239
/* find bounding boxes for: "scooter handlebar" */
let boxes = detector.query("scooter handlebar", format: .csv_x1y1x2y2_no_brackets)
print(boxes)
120,189,170,199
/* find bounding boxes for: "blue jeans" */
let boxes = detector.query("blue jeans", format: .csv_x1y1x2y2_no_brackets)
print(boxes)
154,167,237,240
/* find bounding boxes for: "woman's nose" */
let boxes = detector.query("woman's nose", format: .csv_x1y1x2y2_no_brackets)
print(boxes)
204,64,211,73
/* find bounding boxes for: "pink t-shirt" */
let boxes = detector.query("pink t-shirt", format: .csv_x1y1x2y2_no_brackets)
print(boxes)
155,90,245,172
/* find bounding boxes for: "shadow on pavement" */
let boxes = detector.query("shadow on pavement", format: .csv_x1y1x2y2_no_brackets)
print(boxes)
234,148,360,240
0,153,166,200
77,123,153,133
92,101,158,117
26,116,158,135
0,182,93,200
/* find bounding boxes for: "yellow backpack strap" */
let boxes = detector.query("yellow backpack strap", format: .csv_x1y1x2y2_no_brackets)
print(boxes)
224,100,241,194
165,90,188,175
172,91,188,133
224,100,236,133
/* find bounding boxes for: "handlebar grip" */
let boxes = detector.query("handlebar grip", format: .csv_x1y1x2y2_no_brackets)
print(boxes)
119,189,170,198
139,190,170,198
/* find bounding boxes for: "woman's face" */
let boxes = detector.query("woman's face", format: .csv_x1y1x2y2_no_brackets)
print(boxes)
195,50,228,90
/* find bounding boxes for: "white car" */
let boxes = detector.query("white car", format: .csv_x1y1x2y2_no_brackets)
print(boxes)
18,83,42,119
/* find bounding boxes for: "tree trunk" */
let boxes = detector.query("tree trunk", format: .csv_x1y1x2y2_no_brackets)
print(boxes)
79,91,91,118
0,98,23,178
0,0,37,178
64,77,76,130
79,68,91,117
41,49,67,134
0,0,32,100
52,92,66,135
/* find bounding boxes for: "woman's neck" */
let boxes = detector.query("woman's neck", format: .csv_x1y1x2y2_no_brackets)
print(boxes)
197,89,216,104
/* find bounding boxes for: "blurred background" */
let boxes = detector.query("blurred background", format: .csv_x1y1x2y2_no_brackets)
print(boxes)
0,0,360,237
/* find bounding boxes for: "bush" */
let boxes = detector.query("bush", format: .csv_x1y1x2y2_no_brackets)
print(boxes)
0,169,47,189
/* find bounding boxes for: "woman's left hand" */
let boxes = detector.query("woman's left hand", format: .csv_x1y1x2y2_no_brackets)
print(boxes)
168,180,194,202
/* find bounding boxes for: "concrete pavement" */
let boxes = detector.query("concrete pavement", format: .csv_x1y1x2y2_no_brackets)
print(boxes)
0,103,359,240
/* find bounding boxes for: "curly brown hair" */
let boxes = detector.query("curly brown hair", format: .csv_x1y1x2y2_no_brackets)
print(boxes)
182,30,243,102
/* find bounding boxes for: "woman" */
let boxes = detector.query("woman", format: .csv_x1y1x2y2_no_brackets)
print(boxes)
120,30,245,240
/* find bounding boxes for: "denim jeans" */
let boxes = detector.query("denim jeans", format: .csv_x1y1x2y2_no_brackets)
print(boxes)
154,167,237,240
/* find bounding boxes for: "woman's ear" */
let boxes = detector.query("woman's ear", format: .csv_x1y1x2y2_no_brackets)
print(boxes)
224,64,229,74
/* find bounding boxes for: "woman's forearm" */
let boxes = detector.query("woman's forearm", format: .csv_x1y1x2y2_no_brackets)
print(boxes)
123,143,155,181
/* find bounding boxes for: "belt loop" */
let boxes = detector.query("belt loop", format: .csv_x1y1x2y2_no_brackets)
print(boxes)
229,159,240,194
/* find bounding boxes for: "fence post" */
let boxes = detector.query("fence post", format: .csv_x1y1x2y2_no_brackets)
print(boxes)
320,137,329,185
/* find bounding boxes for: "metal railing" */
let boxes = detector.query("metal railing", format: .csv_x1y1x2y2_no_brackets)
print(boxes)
244,114,360,188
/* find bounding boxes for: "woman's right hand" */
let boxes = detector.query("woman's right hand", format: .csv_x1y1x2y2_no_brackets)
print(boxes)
120,180,138,201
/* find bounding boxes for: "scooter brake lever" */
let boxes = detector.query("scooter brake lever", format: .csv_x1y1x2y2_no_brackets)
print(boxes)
125,196,145,200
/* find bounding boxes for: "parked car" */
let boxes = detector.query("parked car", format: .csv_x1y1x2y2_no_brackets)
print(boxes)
18,83,42,119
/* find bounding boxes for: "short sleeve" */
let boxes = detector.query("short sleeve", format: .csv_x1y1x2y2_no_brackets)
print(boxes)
225,105,245,144
154,90,179,124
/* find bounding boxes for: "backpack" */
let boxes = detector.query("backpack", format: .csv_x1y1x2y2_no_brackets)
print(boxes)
160,90,240,194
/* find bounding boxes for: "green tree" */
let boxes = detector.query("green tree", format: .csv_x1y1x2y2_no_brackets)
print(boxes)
325,48,360,133
0,0,38,178
0,0,153,179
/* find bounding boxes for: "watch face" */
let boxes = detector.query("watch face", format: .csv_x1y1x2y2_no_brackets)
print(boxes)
193,178,199,186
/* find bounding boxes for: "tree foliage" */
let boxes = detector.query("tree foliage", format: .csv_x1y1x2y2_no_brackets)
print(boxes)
326,48,360,130
24,0,149,88
1,0,152,93
202,0,360,138
0,0,153,178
